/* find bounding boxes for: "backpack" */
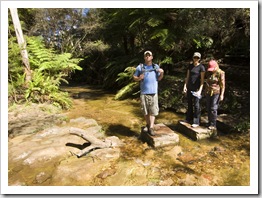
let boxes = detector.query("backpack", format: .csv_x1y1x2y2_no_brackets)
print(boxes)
139,63,159,82
139,63,158,74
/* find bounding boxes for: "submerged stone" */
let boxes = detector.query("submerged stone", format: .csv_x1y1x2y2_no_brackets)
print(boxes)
139,123,179,147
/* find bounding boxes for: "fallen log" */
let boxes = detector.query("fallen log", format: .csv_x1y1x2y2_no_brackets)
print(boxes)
69,127,112,158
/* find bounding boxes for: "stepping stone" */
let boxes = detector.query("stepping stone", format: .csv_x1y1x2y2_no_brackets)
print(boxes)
216,114,237,133
176,120,214,140
139,123,179,147
201,114,236,133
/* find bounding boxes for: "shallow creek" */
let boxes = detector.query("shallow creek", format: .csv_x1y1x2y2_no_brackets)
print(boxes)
62,85,250,186
8,85,250,187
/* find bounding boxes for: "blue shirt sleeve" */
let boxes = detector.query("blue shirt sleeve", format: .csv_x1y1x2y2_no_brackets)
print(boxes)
134,65,142,77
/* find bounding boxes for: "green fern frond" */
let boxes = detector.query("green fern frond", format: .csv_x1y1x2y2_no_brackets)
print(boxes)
114,82,139,100
147,17,163,27
116,66,136,82
20,36,83,109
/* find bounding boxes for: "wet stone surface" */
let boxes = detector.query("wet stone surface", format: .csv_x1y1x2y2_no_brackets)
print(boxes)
139,123,179,147
176,120,213,140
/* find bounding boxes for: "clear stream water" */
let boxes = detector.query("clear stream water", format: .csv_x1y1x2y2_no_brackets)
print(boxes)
8,85,250,186
61,85,250,186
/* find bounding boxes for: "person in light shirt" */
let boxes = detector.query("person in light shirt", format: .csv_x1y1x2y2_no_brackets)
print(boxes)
133,50,164,136
205,60,225,136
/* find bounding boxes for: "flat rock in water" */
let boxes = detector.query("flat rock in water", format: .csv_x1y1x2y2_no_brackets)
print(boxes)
176,120,214,140
139,123,179,147
201,115,236,133
216,114,237,133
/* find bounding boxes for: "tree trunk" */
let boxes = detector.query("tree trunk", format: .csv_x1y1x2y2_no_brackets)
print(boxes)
9,8,32,85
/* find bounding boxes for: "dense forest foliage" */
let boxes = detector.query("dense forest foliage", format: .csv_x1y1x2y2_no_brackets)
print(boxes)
8,8,250,130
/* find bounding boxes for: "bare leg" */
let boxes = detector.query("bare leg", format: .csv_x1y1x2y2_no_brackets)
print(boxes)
144,114,156,136
144,114,150,126
149,115,155,129
144,114,155,128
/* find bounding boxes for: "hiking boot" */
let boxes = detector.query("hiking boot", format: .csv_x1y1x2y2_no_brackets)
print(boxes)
148,128,156,136
191,124,199,128
209,126,219,139
143,125,150,132
208,126,216,130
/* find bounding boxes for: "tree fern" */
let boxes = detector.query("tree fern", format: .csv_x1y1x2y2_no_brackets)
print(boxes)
10,36,83,109
27,36,82,73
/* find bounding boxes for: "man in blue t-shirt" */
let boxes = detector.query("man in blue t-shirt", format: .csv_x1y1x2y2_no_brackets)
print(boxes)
133,50,164,136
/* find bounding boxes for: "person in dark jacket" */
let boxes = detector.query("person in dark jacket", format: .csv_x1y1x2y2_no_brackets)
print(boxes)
183,52,205,128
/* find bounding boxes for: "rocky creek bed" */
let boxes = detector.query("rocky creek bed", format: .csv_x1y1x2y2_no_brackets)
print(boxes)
7,86,250,188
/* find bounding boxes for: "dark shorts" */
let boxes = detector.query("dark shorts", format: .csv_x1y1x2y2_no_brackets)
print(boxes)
140,94,159,116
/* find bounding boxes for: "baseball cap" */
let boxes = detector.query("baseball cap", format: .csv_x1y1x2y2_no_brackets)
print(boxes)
193,52,201,58
208,60,218,71
144,50,152,56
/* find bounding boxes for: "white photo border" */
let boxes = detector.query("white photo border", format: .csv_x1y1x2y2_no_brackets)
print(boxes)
1,0,258,195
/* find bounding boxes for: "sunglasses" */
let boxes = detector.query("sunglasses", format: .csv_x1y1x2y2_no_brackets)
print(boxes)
193,57,200,59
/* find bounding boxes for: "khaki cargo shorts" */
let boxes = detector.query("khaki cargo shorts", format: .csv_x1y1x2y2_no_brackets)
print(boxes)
140,94,159,116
